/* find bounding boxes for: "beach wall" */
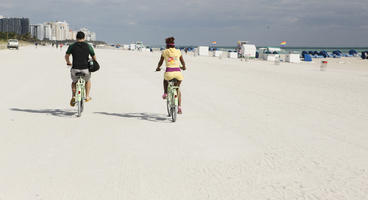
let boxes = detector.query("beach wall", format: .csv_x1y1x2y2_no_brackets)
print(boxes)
0,41,6,49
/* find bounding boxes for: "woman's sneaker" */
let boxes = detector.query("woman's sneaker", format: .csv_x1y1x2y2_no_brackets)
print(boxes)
178,106,182,114
162,93,167,99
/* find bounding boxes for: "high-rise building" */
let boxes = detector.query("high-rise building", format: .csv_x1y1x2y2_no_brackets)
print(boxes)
0,18,30,35
71,30,78,40
28,20,97,41
30,24,44,40
43,21,71,41
91,32,97,41
56,21,69,40
20,18,30,34
43,24,52,40
68,30,74,40
79,27,96,41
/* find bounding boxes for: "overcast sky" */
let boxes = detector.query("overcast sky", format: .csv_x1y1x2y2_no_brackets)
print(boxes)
1,0,368,46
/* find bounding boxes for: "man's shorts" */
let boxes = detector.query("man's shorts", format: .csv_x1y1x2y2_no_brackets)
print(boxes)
71,68,91,83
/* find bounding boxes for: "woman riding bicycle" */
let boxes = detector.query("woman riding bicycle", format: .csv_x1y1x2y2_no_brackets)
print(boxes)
156,37,186,114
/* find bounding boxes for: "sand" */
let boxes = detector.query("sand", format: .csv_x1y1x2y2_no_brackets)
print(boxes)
1,46,368,200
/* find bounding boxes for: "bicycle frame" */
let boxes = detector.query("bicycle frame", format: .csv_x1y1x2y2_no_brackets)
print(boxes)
75,76,86,117
168,82,179,105
76,77,85,102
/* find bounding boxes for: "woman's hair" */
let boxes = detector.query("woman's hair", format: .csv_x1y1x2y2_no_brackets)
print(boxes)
165,37,175,48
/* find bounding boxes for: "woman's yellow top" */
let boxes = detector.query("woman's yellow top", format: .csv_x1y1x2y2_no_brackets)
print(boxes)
162,48,182,68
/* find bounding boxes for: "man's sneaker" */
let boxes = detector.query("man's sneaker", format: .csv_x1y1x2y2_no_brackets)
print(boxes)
162,93,167,99
70,97,75,107
178,106,182,114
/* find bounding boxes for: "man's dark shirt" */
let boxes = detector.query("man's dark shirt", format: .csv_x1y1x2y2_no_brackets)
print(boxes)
66,42,95,69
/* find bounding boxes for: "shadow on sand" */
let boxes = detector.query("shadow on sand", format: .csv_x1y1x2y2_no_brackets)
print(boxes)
10,108,76,118
94,112,170,123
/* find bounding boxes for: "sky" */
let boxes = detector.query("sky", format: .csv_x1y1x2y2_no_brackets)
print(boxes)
1,0,368,47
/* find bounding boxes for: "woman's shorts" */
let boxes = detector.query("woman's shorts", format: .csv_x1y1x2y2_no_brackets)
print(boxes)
71,68,91,83
164,71,184,81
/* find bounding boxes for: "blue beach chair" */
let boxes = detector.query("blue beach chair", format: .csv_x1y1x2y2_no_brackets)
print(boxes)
304,54,312,61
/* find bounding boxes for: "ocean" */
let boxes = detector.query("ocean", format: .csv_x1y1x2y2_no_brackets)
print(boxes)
170,46,368,54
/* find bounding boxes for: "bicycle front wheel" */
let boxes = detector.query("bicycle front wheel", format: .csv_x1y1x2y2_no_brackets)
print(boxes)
166,98,171,116
171,106,177,122
81,99,84,113
77,100,82,117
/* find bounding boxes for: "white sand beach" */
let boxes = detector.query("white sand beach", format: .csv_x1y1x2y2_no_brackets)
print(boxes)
1,46,368,200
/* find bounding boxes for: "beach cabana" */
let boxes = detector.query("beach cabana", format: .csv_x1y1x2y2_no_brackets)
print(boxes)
213,50,223,57
228,51,238,59
198,46,209,56
258,47,280,61
240,44,257,58
285,54,300,63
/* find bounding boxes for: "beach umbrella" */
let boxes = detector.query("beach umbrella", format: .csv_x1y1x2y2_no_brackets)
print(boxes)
280,41,286,47
349,49,357,55
320,51,328,58
302,51,308,58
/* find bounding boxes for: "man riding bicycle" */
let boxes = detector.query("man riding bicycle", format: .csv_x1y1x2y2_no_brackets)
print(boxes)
156,37,186,114
65,31,97,106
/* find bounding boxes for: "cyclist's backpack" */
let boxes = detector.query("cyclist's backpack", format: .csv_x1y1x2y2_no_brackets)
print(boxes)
89,60,100,72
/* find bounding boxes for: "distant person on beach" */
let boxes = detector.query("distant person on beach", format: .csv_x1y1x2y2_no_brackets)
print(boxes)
156,36,186,114
65,31,97,106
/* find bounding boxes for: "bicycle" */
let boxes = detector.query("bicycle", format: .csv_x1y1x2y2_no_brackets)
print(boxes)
155,65,185,122
166,78,180,122
75,72,86,117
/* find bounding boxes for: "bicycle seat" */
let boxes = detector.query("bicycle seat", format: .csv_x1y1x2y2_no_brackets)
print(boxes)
169,78,178,83
75,72,86,77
